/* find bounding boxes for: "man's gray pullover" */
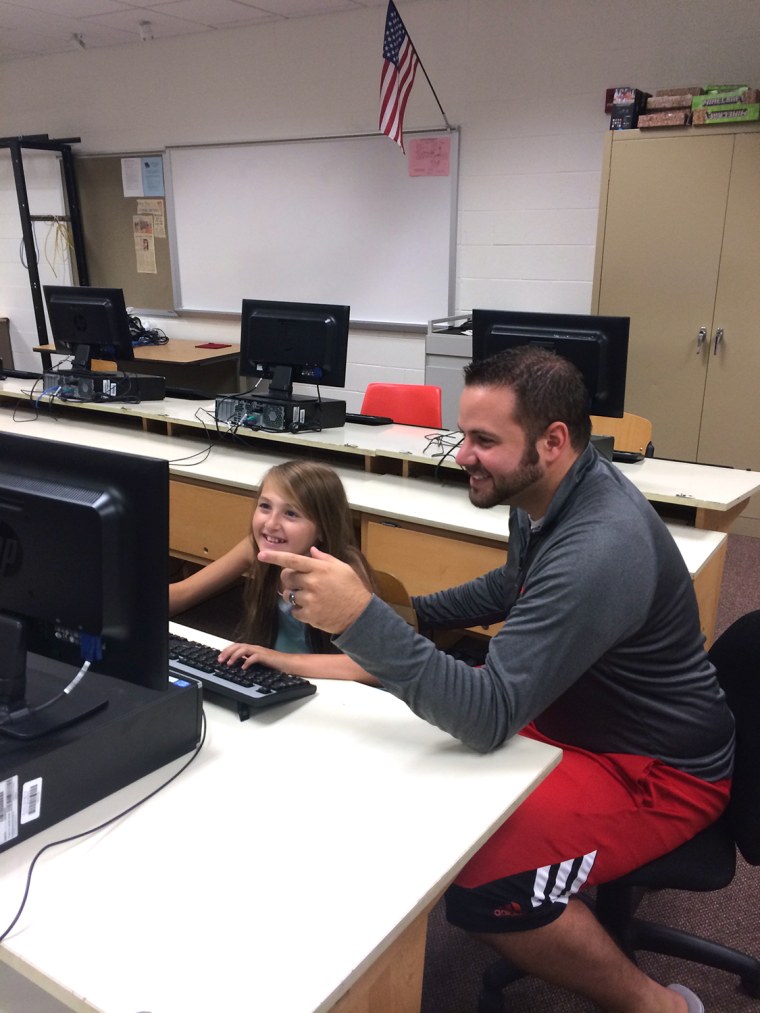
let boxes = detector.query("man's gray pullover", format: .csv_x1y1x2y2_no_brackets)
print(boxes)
335,444,734,780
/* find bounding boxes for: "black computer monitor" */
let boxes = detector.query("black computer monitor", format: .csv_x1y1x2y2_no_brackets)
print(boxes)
239,299,350,396
44,285,134,371
0,432,169,740
472,309,630,418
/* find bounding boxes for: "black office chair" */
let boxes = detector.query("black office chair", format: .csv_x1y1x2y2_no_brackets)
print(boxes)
478,611,760,1012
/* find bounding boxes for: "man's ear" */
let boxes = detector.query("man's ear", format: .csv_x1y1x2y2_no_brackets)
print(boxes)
541,421,570,459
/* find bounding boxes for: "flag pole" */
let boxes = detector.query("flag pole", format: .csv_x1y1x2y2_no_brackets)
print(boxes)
413,52,451,131
401,18,451,131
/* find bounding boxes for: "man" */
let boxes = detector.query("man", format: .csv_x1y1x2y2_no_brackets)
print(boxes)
259,346,734,1013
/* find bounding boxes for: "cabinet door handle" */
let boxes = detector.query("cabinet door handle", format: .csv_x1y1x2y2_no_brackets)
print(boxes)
713,327,724,355
696,326,707,354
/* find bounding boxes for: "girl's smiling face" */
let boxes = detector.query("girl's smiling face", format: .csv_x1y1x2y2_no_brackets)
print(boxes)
252,479,319,557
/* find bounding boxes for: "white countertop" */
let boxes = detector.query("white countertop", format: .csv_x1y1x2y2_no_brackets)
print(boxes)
0,624,560,1013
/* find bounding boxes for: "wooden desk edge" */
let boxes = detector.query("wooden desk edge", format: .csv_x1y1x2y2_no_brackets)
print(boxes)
33,341,240,366
0,950,92,1013
325,744,561,1013
695,500,750,533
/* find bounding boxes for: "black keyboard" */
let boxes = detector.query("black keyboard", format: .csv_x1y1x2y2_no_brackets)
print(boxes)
165,386,215,400
168,633,315,714
345,412,394,426
612,450,645,463
0,368,43,381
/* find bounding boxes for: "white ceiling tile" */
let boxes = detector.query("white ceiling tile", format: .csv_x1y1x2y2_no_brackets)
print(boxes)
149,0,278,27
0,0,426,61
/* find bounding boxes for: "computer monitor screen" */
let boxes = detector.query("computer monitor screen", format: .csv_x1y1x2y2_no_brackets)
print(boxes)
239,299,350,395
0,432,169,740
44,285,134,371
472,309,630,418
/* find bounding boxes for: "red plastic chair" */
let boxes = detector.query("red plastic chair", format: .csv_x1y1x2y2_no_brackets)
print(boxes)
360,383,442,428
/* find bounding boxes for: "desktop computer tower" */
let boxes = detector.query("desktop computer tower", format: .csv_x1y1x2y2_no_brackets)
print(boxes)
0,660,202,853
43,369,166,403
215,392,346,432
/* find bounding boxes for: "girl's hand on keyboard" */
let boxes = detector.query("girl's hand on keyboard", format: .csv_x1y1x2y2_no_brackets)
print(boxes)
218,642,286,671
217,638,381,687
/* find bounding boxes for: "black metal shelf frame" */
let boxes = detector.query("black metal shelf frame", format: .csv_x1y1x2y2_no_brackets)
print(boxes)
0,134,89,350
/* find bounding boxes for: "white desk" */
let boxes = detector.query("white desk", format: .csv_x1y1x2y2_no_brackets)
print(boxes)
610,458,760,538
0,395,725,557
0,625,561,1013
0,388,733,643
2,378,758,527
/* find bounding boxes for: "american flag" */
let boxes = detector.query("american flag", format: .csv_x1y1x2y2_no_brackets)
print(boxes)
379,1,420,152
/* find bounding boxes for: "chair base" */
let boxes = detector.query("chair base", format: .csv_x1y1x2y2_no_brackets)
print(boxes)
478,961,524,1013
477,899,760,1012
622,916,760,998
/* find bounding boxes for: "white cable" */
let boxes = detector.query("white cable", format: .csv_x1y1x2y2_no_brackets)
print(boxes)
63,659,91,695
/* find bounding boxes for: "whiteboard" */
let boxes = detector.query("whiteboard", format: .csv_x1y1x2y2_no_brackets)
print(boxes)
165,132,458,326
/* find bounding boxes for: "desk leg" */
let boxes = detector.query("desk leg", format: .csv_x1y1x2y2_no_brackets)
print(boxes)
695,499,748,532
330,904,432,1013
693,537,728,650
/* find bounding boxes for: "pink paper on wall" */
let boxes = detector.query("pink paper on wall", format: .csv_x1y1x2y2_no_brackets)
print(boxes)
408,136,451,176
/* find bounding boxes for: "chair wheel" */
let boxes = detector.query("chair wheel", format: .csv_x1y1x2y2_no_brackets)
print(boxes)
741,969,760,999
477,990,504,1013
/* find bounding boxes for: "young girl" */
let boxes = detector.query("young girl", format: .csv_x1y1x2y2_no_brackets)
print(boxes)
169,459,380,685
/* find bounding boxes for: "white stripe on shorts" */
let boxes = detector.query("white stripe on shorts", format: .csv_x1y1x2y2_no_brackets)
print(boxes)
531,850,597,908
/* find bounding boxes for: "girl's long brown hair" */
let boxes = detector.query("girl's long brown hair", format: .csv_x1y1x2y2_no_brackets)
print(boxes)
238,460,373,652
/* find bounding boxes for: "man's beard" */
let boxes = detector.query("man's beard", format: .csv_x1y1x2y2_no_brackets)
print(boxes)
466,445,542,509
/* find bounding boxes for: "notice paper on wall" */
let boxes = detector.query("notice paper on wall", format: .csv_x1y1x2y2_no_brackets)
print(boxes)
137,198,166,238
121,156,165,197
133,214,157,273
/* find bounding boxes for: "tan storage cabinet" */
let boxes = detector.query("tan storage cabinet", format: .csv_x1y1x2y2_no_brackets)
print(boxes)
592,125,760,534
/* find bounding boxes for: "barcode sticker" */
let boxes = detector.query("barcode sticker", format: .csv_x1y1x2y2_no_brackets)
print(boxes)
20,777,43,824
0,775,19,845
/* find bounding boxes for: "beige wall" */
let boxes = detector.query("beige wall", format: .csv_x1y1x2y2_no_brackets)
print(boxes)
2,0,760,409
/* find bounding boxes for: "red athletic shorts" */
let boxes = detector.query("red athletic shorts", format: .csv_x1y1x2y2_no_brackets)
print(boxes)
444,723,731,933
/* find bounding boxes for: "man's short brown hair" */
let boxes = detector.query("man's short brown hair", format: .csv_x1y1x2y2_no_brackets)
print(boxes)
464,345,592,451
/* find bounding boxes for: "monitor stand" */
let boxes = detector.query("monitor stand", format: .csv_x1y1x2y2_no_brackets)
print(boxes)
0,617,108,741
269,364,295,397
0,661,109,741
